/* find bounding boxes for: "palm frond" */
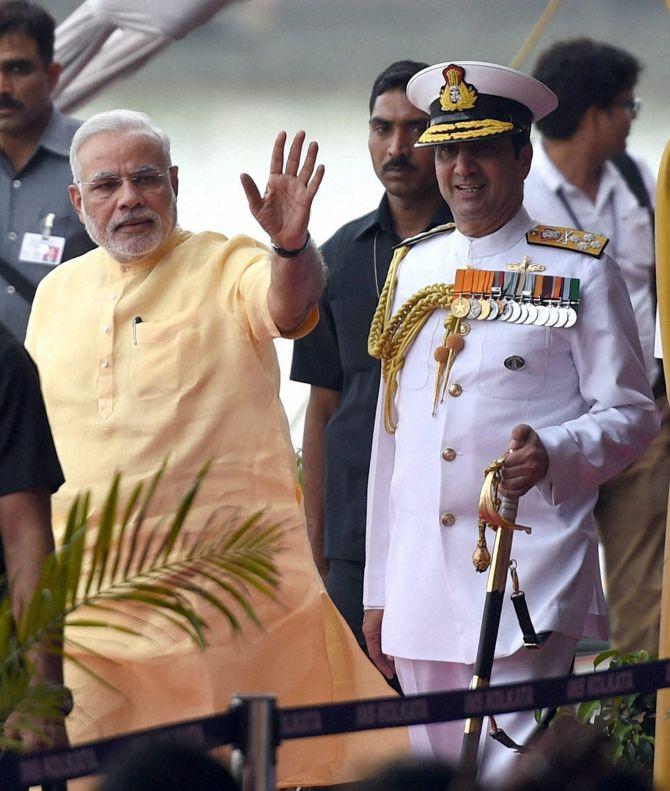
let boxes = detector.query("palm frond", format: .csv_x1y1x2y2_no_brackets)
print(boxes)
1,465,283,738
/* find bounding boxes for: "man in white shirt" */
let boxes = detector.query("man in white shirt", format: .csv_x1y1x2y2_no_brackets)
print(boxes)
524,39,666,656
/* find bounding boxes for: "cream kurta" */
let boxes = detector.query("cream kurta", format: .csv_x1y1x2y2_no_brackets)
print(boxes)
27,228,406,786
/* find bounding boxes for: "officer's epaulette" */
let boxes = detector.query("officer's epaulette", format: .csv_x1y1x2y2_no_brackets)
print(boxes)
394,222,456,250
526,224,609,258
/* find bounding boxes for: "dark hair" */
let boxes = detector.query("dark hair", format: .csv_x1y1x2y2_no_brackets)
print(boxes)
358,757,465,791
0,1,55,66
533,38,641,139
512,127,531,158
369,60,429,114
99,742,239,791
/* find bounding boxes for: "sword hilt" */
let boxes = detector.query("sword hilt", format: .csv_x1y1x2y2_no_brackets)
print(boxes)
500,495,519,524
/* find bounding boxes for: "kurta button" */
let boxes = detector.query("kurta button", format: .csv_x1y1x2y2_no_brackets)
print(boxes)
8,231,16,241
102,325,110,333
448,383,462,397
6,285,15,295
12,179,21,189
121,266,129,273
109,294,116,301
101,359,109,368
441,513,455,527
442,448,456,461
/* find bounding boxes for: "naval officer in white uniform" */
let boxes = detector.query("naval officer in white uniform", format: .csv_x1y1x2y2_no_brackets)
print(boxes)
362,61,659,782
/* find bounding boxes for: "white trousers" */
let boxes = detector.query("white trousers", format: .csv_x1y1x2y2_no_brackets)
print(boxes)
394,632,578,787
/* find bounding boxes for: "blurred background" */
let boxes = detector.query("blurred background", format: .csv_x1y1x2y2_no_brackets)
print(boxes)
48,0,670,444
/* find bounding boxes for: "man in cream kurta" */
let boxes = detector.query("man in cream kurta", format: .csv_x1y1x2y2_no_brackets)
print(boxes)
363,61,659,782
26,109,407,788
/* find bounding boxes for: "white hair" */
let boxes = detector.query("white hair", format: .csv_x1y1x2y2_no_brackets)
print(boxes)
70,109,172,182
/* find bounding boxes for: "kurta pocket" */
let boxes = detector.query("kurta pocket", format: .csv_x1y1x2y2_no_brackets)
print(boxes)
131,309,200,399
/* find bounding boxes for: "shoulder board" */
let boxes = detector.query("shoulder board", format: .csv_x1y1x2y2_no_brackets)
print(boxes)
526,224,609,258
394,223,456,250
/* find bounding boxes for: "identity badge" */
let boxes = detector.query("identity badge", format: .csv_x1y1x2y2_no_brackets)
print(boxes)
19,232,66,265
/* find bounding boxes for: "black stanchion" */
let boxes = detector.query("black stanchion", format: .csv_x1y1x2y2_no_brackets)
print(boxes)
231,694,278,791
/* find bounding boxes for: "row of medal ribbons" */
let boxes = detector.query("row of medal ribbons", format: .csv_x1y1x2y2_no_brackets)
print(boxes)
450,268,581,328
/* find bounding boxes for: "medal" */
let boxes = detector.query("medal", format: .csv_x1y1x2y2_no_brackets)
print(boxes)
523,303,538,324
534,275,551,326
486,298,499,320
498,272,516,322
451,297,471,318
467,299,482,319
564,278,580,328
476,271,493,320
554,277,573,328
510,272,530,324
451,269,471,317
545,276,563,327
487,271,504,320
534,305,549,325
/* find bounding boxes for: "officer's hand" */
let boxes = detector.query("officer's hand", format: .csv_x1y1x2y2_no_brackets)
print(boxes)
500,424,549,497
362,608,395,680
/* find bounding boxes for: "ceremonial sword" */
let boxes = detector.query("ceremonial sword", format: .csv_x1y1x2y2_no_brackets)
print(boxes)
460,458,532,776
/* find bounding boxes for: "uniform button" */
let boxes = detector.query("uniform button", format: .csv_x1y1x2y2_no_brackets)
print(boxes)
6,285,15,295
441,448,456,462
504,355,526,370
11,179,21,189
441,513,456,527
448,383,462,397
459,322,471,336
101,359,109,368
7,231,17,241
102,325,110,333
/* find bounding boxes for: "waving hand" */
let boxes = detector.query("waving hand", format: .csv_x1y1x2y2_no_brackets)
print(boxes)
240,131,325,251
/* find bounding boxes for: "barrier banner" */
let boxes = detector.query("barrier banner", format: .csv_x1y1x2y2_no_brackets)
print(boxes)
1,658,668,788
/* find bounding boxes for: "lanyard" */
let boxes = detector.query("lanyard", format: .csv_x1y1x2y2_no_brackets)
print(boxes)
556,188,583,231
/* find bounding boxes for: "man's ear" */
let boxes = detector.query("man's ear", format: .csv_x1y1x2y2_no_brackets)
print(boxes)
169,165,179,197
519,141,533,180
46,60,62,94
68,184,84,221
580,105,601,136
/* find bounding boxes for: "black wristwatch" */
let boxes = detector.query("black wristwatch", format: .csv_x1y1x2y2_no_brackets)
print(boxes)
271,232,311,258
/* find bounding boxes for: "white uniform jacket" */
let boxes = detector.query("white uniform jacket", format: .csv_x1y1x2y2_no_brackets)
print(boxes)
525,142,657,385
363,207,659,665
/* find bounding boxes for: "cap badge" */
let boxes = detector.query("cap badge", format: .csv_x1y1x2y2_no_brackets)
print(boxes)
439,64,478,112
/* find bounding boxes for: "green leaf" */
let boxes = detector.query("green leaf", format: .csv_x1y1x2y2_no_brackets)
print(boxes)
577,699,600,723
593,648,620,669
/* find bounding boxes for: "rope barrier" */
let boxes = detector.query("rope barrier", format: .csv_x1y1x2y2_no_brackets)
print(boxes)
1,656,668,788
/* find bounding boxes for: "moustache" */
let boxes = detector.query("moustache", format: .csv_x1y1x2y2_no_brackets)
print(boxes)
112,211,157,231
382,157,417,173
0,95,23,111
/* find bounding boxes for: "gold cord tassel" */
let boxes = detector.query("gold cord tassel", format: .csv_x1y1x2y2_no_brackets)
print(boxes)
472,518,491,572
368,245,456,433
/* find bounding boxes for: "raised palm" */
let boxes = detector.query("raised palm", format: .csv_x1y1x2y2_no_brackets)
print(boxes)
241,131,325,250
